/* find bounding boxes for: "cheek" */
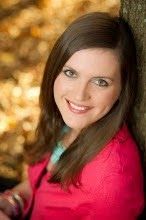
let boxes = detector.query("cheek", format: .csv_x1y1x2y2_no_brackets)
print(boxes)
53,78,60,104
107,92,119,106
54,75,73,97
54,77,61,92
53,77,64,99
93,92,119,119
95,89,120,108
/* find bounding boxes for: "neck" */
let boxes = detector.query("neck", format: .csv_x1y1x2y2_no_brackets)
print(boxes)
61,128,81,149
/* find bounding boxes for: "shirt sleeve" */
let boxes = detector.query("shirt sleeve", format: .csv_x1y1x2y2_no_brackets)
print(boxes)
27,156,49,190
87,131,144,220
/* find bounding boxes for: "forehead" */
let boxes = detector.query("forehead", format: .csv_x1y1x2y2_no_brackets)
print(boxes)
65,48,120,77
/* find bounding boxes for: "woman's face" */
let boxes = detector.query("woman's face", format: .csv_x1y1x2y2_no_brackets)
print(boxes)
54,48,121,133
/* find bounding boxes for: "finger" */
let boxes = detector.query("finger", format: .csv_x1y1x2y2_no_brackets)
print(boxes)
0,197,13,216
0,210,11,220
0,196,6,211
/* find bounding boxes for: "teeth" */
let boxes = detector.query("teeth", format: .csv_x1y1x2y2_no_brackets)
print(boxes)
69,101,88,111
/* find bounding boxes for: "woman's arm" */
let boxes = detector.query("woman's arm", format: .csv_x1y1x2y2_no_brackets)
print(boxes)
0,179,32,219
12,179,32,202
0,210,11,220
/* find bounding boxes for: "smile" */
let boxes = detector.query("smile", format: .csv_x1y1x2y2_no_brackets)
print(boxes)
66,99,92,114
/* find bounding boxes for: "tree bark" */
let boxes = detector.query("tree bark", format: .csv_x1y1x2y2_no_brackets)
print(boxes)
120,1,146,219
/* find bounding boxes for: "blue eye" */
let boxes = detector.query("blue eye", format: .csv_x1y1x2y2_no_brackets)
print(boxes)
63,69,76,78
94,79,109,87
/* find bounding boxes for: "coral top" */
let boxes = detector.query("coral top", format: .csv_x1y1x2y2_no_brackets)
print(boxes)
24,125,144,220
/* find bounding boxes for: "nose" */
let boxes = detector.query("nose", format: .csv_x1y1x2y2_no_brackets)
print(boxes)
73,81,90,102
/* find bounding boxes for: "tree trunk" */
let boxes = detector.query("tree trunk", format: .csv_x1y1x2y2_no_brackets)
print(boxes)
120,1,146,219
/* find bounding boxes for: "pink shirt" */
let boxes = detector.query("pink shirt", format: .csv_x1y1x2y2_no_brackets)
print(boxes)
24,125,144,220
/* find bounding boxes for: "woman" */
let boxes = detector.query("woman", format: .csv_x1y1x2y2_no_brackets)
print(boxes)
0,12,144,220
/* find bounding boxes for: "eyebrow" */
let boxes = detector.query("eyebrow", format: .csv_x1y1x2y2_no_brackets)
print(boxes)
63,65,77,73
63,65,114,81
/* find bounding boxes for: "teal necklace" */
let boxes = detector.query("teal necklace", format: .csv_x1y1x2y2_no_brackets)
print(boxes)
50,141,65,164
50,125,69,164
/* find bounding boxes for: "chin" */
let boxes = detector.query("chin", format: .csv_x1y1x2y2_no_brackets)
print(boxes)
64,121,90,132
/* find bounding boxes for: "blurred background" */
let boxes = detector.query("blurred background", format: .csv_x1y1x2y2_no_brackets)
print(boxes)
0,0,135,190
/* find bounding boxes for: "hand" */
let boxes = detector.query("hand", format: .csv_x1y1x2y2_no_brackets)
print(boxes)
0,210,11,220
0,194,14,218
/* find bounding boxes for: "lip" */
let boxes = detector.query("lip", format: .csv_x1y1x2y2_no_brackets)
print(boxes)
66,99,92,114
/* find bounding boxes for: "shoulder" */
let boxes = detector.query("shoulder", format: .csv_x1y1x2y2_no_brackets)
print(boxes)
81,124,144,191
97,124,142,172
81,125,144,218
107,124,143,177
105,124,142,172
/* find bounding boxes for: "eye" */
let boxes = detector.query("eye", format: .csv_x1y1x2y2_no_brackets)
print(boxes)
63,69,77,78
94,78,109,87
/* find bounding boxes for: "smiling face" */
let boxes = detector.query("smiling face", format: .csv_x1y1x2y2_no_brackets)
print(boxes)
53,48,121,133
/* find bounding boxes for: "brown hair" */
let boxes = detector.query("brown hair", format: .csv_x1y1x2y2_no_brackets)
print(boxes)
24,12,138,190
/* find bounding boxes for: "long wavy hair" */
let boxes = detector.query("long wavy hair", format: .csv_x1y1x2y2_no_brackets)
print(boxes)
24,12,138,191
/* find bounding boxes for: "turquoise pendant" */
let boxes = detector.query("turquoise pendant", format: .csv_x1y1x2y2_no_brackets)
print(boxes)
50,142,65,164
